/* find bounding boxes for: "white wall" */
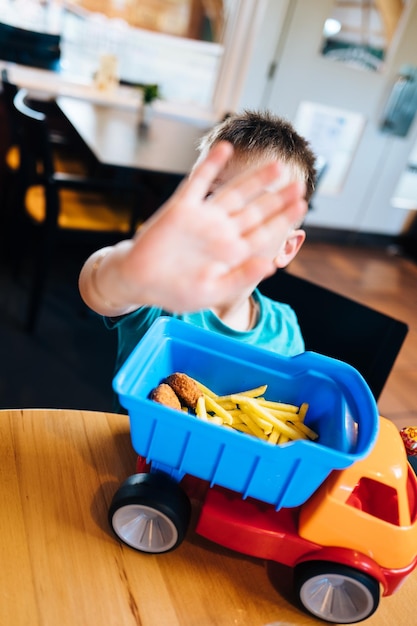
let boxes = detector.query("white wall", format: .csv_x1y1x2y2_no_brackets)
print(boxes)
236,0,417,236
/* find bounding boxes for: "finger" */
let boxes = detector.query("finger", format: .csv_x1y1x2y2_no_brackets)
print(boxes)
181,141,234,201
211,161,283,214
244,197,308,255
233,180,307,235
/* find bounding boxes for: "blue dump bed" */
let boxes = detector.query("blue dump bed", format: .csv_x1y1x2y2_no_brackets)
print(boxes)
113,317,379,510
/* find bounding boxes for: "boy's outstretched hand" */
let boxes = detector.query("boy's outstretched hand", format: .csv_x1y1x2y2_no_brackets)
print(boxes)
79,141,308,316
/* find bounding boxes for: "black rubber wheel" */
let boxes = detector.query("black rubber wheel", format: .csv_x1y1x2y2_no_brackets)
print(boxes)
294,561,380,623
108,472,191,553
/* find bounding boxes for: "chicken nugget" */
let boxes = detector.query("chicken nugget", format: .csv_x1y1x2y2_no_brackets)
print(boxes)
150,383,181,410
165,372,202,409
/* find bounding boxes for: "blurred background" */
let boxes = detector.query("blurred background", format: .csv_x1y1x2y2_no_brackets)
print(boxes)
0,0,416,416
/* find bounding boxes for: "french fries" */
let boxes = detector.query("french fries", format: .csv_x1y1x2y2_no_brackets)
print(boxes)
150,372,318,446
192,378,318,445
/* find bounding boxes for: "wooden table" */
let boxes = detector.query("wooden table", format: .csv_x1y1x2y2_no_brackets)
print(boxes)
56,97,209,175
1,408,416,626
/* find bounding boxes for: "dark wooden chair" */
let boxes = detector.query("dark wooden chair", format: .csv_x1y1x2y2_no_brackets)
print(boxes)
1,69,20,206
11,88,143,332
1,70,97,229
259,270,408,401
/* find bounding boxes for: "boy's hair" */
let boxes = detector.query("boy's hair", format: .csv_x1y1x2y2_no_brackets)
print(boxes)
198,110,317,202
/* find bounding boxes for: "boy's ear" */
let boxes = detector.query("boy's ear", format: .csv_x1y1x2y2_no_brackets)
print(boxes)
273,229,306,269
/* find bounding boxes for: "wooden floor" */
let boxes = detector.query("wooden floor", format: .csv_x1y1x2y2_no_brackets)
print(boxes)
287,238,417,431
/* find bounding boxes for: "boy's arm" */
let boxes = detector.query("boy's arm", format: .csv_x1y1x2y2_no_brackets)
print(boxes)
78,141,307,317
78,241,142,317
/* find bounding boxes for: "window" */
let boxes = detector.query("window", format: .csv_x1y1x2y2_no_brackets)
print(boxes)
346,477,400,525
1,1,267,116
59,0,265,114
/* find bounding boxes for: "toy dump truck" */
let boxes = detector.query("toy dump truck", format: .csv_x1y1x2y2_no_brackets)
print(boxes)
109,317,417,624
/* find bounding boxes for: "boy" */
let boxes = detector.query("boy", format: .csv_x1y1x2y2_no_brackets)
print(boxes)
79,111,316,396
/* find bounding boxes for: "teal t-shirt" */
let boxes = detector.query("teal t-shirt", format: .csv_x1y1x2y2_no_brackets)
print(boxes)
105,289,304,393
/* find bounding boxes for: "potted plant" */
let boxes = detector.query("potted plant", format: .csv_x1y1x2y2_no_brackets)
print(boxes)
135,83,161,126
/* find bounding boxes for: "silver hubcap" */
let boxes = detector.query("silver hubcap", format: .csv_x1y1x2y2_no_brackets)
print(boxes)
112,504,178,553
300,573,375,623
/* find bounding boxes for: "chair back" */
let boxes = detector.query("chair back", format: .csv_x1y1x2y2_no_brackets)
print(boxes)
259,270,408,400
1,69,19,144
13,88,56,186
